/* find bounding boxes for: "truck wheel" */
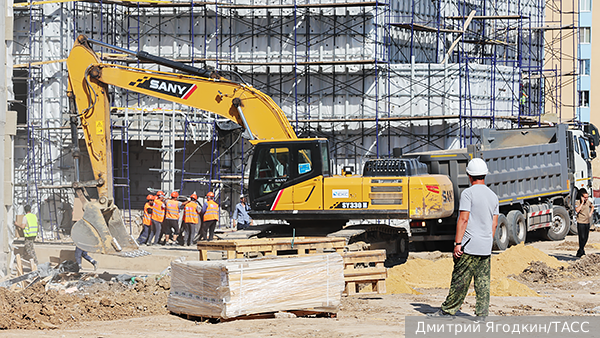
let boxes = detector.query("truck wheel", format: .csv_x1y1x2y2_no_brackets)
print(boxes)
543,206,570,241
493,214,509,251
397,230,409,260
507,210,526,246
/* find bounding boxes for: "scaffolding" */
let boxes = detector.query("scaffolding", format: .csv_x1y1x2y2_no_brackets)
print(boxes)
11,0,576,234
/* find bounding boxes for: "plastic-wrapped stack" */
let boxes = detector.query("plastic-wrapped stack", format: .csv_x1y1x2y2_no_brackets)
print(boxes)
167,253,345,319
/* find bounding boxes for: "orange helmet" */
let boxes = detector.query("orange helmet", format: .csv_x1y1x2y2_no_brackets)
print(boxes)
206,191,215,198
157,190,165,197
171,191,179,198
190,193,198,200
147,194,155,200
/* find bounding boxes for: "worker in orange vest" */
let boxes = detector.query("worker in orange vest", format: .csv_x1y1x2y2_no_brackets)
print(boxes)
148,190,166,245
199,191,219,241
163,191,183,245
137,194,154,245
180,192,201,246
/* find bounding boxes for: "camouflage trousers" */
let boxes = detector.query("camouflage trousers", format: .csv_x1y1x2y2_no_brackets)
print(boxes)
441,253,490,316
23,237,38,265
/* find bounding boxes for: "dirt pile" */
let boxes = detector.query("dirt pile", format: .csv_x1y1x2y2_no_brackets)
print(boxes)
518,261,561,283
0,274,171,330
515,253,600,284
387,258,453,289
491,243,566,279
385,275,422,295
387,243,566,296
567,253,600,277
489,278,540,297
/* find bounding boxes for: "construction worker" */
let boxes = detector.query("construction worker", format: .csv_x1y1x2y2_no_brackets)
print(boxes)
163,191,183,245
14,204,39,265
232,194,253,230
180,193,201,246
148,190,166,246
137,194,154,245
199,191,219,241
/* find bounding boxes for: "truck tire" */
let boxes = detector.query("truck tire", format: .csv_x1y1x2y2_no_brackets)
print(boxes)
507,210,526,246
543,206,570,241
397,230,409,260
493,214,509,251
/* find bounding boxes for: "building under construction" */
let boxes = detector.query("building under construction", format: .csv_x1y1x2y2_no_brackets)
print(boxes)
8,0,578,240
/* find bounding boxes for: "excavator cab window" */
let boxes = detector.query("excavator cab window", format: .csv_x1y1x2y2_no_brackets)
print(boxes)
320,140,330,176
254,147,290,196
297,149,313,175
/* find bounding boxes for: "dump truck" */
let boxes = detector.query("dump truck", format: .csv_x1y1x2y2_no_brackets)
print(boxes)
404,123,598,250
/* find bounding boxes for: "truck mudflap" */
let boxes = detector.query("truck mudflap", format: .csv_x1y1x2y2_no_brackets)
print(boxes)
71,201,151,257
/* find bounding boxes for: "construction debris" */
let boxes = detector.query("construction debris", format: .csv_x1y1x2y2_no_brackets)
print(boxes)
0,270,171,330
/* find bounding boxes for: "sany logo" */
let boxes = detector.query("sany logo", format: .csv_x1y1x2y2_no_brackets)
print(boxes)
129,77,197,99
425,185,440,194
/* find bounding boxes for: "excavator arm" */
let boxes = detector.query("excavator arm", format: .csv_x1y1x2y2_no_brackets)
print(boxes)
67,35,297,255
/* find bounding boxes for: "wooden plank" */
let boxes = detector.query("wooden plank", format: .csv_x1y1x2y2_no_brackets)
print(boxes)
344,273,388,283
197,237,346,261
15,254,24,289
344,268,387,278
345,281,356,295
30,259,37,272
342,250,387,259
375,280,386,294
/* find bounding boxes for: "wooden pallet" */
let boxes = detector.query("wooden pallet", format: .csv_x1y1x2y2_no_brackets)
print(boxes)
197,237,345,261
341,250,387,296
171,309,337,323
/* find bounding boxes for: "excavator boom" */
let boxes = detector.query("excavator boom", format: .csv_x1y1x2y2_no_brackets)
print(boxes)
67,35,297,255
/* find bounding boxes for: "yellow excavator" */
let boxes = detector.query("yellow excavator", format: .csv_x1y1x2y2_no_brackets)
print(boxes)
67,35,454,260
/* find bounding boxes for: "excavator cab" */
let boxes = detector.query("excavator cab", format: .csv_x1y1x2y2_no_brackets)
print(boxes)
249,139,329,212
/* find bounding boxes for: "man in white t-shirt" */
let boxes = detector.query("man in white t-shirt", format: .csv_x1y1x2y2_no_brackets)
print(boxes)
429,158,499,321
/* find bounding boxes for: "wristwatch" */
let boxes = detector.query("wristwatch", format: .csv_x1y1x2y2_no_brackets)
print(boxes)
453,242,461,246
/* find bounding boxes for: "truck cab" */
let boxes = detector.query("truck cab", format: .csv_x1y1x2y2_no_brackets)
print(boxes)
568,128,595,193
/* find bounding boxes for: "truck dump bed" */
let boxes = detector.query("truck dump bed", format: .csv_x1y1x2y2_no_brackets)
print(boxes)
406,124,570,209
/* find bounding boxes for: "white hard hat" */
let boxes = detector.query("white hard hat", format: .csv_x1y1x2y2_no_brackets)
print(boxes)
240,194,245,199
466,158,489,176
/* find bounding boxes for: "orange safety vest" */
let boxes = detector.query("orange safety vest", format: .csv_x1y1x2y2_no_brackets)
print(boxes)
151,199,165,222
165,199,180,220
142,202,152,226
184,201,199,223
203,200,219,221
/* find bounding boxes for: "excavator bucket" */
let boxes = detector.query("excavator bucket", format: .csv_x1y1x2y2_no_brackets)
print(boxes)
71,201,150,257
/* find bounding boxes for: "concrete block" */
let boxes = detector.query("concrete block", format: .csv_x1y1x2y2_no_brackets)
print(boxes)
6,111,17,136
5,0,13,39
4,181,12,206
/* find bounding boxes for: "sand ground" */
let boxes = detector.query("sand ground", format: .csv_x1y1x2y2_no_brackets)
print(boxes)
1,232,599,337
